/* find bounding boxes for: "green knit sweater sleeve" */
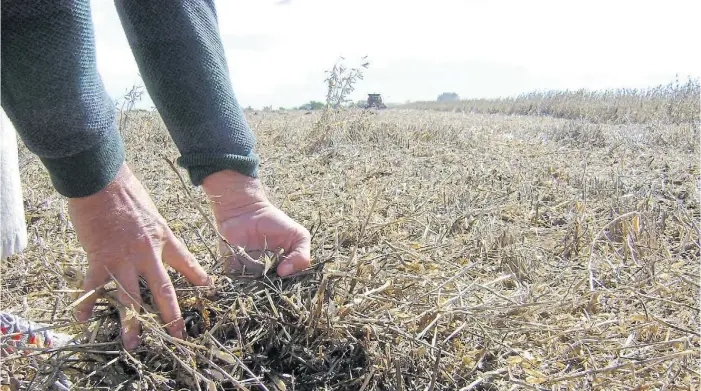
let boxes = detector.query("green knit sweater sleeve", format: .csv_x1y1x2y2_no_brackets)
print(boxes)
1,0,126,198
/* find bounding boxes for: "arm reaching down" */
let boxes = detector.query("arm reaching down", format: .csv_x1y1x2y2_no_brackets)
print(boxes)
114,0,259,185
1,0,212,348
115,0,312,277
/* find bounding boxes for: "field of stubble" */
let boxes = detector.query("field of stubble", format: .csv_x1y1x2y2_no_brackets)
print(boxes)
2,108,699,390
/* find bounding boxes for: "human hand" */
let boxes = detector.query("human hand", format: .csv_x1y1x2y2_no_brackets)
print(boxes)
202,170,311,277
70,163,211,350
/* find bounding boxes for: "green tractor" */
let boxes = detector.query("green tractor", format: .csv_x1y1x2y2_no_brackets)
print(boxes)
365,93,387,109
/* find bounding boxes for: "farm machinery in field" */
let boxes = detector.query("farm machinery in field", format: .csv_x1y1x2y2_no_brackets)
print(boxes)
365,93,387,109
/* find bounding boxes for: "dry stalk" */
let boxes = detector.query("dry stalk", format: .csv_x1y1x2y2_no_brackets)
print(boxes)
346,184,384,298
588,211,641,291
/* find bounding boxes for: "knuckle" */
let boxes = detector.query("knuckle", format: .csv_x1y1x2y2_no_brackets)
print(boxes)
140,231,165,250
180,254,197,268
157,280,176,299
131,221,169,249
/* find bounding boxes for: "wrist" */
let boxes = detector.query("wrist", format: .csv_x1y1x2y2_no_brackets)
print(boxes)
67,162,134,207
201,170,268,221
45,131,126,198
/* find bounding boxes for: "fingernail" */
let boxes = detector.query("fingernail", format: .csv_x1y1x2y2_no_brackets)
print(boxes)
170,327,184,340
278,263,294,276
124,335,140,350
75,310,88,322
123,328,140,350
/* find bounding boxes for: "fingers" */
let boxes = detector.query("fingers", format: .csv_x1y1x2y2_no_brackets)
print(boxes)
142,258,185,340
114,266,143,351
163,233,211,287
277,229,312,277
77,262,146,350
75,264,109,322
222,245,266,277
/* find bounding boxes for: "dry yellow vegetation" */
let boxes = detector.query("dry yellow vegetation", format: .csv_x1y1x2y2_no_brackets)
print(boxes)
403,78,700,126
1,100,699,390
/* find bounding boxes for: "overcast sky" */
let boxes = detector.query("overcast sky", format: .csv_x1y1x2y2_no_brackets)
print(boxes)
90,0,700,109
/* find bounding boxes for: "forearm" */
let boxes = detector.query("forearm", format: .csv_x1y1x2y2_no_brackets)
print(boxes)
1,0,125,198
114,0,260,186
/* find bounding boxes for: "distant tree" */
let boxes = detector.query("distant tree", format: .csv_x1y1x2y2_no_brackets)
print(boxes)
356,99,367,108
437,92,460,102
299,101,325,110
279,107,286,111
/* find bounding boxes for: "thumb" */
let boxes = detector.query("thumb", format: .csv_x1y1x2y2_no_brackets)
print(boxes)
276,233,311,277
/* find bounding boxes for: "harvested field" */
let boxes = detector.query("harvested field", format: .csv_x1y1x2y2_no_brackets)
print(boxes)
2,107,699,390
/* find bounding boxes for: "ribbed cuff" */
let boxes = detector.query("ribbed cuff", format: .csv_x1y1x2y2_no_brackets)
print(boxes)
39,131,126,198
177,152,260,186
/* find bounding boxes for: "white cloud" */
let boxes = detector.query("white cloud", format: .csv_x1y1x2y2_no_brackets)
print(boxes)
91,0,700,108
